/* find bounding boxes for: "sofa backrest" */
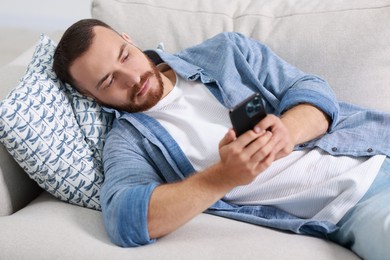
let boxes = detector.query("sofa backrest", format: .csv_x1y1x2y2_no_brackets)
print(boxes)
92,0,390,111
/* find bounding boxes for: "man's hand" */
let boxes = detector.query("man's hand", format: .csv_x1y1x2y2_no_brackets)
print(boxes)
254,104,331,160
253,114,294,160
218,128,275,187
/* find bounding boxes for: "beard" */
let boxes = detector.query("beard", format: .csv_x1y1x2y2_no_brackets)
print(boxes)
101,55,164,113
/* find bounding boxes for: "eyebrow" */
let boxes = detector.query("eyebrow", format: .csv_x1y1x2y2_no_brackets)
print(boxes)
95,43,127,90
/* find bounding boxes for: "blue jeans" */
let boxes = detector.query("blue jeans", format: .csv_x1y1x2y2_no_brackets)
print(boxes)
329,157,390,260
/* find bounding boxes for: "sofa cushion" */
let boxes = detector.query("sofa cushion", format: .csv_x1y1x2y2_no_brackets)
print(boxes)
0,34,113,210
92,0,390,111
0,192,359,259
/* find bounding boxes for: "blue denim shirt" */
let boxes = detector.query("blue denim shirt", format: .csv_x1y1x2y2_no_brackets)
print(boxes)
101,32,390,247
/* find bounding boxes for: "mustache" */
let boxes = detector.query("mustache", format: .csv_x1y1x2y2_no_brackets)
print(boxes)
132,71,154,97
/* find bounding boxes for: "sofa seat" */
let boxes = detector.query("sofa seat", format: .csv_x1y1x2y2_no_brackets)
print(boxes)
0,192,359,259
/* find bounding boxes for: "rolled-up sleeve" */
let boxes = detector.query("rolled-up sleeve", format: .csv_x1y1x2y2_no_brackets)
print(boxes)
102,182,159,247
174,32,339,129
231,32,340,130
100,121,163,247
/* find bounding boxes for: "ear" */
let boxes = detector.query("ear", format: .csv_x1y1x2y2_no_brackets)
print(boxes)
75,86,94,99
83,92,95,99
121,33,135,44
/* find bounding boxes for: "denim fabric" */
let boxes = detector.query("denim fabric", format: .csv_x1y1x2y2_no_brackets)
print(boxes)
329,157,390,260
101,32,390,247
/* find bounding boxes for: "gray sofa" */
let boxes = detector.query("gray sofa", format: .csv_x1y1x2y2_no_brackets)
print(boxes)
1,0,389,259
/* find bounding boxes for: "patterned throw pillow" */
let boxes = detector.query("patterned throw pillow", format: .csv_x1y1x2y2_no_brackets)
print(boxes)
64,86,113,164
0,34,113,210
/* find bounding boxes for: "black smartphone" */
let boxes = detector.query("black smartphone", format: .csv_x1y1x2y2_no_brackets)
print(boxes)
229,93,266,136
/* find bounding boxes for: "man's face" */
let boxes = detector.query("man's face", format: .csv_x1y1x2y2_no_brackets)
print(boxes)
70,26,164,112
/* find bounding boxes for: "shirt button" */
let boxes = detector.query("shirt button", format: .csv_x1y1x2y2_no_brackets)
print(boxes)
367,148,373,153
299,143,307,148
332,147,338,152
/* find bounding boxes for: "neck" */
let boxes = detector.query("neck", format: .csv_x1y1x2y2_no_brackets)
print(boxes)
159,65,176,98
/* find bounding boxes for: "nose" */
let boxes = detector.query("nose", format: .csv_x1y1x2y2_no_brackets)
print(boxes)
118,67,140,89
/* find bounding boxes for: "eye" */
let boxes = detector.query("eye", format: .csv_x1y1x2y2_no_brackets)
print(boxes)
109,76,115,86
104,76,114,89
122,52,129,63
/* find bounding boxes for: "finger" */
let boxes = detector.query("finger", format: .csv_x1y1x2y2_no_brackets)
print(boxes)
254,150,276,173
254,114,278,133
266,124,291,156
268,128,284,150
236,129,268,148
261,118,287,149
273,139,294,160
219,129,236,148
249,134,275,163
245,131,273,156
273,135,288,152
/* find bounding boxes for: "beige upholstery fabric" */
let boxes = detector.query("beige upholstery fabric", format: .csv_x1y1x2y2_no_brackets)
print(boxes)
0,192,359,259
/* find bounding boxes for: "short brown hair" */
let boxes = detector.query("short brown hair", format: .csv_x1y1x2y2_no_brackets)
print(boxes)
53,19,114,89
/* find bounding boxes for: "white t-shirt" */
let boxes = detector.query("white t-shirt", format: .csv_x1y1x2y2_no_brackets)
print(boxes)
145,73,385,224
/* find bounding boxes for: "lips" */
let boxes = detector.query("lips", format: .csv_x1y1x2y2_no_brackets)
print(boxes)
136,77,150,97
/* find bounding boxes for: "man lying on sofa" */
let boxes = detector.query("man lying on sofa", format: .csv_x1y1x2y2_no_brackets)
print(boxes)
53,19,390,259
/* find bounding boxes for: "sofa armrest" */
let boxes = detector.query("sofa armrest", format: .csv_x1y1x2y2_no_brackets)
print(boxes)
0,144,42,216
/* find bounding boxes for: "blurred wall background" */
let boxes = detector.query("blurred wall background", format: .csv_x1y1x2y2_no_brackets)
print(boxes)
0,0,92,66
